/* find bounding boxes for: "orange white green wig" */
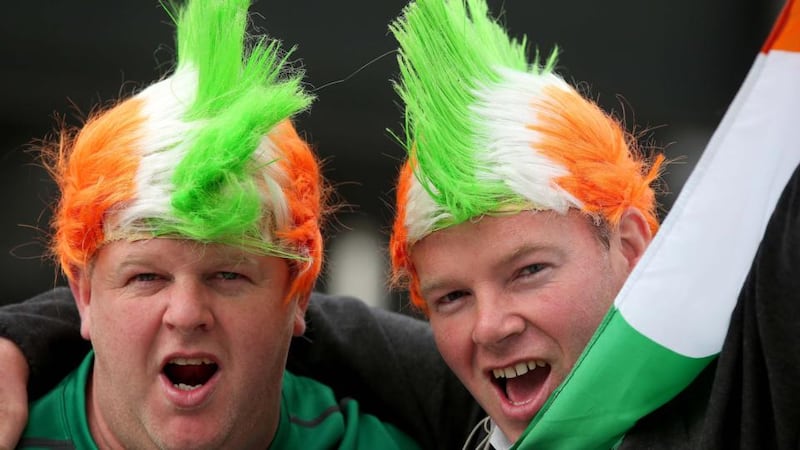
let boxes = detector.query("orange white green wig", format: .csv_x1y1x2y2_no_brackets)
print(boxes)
48,0,323,303
388,0,665,312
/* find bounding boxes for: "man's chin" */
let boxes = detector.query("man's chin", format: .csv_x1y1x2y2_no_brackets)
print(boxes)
144,414,236,450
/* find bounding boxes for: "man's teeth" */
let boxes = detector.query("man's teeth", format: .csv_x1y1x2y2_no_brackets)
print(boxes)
492,360,546,379
170,357,214,365
167,358,216,390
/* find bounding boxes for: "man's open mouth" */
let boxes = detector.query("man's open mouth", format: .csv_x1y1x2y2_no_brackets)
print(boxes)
163,357,218,391
491,360,550,405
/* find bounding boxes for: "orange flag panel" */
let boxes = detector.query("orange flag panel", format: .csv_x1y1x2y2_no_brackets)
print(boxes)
764,0,800,52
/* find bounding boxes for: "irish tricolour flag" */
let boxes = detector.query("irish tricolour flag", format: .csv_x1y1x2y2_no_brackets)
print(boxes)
515,1,800,448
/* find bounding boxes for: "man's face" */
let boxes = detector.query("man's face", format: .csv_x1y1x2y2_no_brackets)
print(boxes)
411,209,646,441
72,238,305,450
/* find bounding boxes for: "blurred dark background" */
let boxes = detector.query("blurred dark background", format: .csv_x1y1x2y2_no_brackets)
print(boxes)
1,0,782,308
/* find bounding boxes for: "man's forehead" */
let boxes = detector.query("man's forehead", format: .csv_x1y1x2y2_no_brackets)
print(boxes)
98,238,263,266
422,210,580,243
412,212,574,270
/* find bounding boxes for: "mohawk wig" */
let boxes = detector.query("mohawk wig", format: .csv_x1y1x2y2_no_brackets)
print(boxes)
48,0,324,302
388,0,664,311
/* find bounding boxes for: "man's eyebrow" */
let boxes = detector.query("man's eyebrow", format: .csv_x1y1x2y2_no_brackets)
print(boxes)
102,255,156,281
502,243,553,265
114,254,153,268
418,278,455,298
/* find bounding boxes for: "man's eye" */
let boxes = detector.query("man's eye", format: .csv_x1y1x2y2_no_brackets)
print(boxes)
429,289,470,314
133,273,159,282
215,272,243,281
519,263,546,277
440,290,467,304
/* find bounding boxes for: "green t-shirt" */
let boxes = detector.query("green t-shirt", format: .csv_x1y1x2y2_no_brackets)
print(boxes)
18,352,420,450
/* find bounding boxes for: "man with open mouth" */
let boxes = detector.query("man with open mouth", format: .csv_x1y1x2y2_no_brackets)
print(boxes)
386,0,800,448
386,0,659,445
0,0,422,448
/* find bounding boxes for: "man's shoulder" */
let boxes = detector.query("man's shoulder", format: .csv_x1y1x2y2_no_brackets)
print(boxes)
281,370,341,418
275,371,421,450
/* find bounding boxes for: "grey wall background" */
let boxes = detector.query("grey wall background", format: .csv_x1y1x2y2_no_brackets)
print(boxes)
1,1,781,308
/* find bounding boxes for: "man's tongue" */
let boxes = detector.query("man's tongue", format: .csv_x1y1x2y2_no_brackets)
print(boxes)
506,367,548,404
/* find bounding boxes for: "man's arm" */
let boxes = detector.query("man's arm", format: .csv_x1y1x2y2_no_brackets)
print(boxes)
0,287,88,449
621,163,800,449
289,293,483,450
0,287,89,398
696,161,800,449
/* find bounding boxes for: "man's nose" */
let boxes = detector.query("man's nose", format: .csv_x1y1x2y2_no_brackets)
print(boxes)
163,280,215,334
471,292,525,347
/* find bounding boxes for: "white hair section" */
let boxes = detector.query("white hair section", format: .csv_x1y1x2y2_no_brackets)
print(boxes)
402,67,583,244
251,133,291,242
103,66,292,246
404,172,453,243
471,67,582,213
106,66,200,235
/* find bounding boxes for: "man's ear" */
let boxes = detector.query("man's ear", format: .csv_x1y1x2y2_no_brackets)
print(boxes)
292,294,309,337
68,273,93,341
616,208,653,270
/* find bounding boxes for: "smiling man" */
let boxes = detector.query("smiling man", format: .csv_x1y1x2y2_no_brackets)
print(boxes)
11,0,422,448
407,209,648,441
382,0,797,447
387,0,661,446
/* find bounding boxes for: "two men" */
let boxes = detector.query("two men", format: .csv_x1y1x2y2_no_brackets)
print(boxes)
2,0,800,448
